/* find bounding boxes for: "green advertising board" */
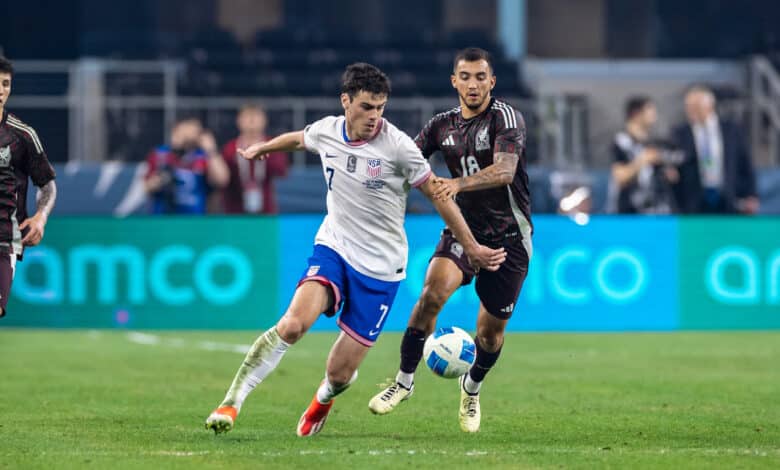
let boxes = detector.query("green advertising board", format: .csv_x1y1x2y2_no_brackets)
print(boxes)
6,216,780,331
7,217,280,329
678,217,780,329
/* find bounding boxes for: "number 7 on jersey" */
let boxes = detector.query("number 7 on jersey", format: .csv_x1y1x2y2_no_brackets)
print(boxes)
325,166,335,190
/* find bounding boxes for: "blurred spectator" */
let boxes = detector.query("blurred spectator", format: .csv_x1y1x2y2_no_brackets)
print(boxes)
610,96,678,214
670,86,759,214
221,105,289,214
143,117,229,214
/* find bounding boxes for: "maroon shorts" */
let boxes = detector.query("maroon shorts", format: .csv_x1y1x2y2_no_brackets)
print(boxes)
431,229,530,319
0,253,16,316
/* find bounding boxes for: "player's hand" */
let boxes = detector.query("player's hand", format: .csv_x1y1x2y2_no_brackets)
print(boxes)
431,176,461,201
20,213,46,247
237,142,269,161
465,244,506,272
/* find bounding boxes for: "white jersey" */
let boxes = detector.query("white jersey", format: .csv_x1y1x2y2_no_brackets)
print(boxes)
303,115,432,282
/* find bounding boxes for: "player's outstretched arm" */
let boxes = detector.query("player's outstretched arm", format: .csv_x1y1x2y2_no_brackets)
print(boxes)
431,152,519,201
20,180,56,246
238,131,305,161
419,176,506,271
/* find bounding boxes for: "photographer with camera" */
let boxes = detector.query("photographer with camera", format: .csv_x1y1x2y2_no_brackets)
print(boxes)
610,96,679,214
144,117,229,214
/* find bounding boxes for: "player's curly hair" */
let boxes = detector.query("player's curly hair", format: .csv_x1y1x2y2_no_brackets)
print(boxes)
341,63,391,99
0,56,14,76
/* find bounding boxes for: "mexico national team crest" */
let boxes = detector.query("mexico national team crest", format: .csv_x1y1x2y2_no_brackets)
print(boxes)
366,159,382,178
475,126,490,151
0,146,10,167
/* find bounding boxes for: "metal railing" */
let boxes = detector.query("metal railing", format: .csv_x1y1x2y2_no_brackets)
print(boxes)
750,56,780,167
8,59,584,167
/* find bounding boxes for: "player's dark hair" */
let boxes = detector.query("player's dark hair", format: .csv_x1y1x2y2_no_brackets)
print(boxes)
453,47,494,73
625,96,653,121
341,63,391,99
0,56,14,76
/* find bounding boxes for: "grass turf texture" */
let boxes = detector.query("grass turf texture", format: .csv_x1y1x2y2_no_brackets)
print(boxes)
0,330,778,469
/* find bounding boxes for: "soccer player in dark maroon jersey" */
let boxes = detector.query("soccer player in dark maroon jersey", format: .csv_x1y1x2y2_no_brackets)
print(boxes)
369,48,532,432
0,56,57,318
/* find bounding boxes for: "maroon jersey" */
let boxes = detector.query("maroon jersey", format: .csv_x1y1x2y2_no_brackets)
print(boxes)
415,98,532,245
221,137,288,214
0,110,56,256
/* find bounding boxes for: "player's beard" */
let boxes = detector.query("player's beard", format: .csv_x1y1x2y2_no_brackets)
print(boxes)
461,91,489,111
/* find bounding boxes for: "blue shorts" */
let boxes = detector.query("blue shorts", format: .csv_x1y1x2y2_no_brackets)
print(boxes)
298,244,400,347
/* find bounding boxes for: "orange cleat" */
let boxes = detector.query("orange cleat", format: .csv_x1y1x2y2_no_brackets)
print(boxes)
296,396,334,437
205,405,238,434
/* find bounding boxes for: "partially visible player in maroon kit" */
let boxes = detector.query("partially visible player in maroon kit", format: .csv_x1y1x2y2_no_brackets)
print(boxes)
369,48,532,432
0,56,57,318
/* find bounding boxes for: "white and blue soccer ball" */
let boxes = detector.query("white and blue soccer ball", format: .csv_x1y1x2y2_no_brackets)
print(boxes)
423,326,476,379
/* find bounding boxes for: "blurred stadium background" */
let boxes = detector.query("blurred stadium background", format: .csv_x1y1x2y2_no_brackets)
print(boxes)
2,0,779,328
1,1,779,468
4,0,780,215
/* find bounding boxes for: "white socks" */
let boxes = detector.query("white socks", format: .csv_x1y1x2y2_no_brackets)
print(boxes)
316,370,359,404
221,327,290,410
463,374,482,395
395,371,414,389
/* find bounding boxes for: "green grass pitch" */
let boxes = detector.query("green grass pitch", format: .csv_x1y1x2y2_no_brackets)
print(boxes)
0,330,778,469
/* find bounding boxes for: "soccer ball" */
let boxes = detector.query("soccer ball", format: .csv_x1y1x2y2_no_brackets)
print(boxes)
423,326,476,379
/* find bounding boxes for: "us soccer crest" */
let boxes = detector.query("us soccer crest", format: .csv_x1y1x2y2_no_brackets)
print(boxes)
0,146,10,167
366,159,382,178
475,126,490,151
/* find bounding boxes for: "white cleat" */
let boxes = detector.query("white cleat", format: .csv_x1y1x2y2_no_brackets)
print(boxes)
459,375,480,433
368,382,414,415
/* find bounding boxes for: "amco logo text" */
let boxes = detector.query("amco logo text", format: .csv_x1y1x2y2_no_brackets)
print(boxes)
14,244,253,306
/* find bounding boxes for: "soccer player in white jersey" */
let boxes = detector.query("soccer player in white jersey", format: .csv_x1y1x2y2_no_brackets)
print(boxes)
205,63,506,437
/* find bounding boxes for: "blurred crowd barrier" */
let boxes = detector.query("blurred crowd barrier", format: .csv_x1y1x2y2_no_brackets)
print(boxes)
39,162,780,215
7,215,780,331
12,58,780,170
10,60,587,167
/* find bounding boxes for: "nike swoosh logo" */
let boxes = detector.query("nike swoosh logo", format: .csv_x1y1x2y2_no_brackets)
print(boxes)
368,329,380,337
325,154,339,159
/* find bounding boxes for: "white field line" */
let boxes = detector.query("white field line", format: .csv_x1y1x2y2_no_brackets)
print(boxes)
13,447,779,458
291,448,777,457
126,332,250,354
152,451,212,457
137,447,779,457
